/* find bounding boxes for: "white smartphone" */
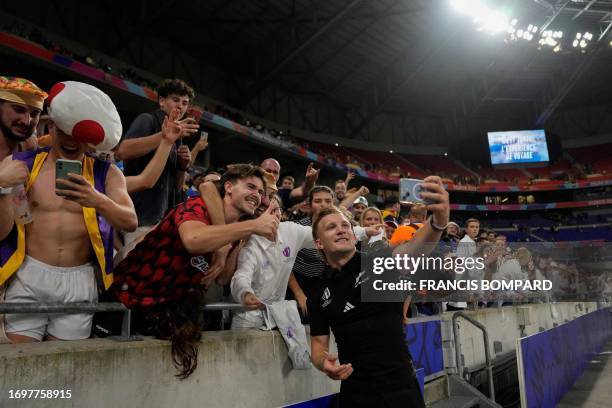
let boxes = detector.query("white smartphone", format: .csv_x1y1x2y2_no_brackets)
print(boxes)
399,178,434,205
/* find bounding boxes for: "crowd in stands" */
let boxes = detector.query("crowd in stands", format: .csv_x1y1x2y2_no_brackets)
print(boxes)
2,22,157,89
0,74,610,391
3,24,612,189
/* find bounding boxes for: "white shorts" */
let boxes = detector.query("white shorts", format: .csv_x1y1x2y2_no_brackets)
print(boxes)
4,256,98,341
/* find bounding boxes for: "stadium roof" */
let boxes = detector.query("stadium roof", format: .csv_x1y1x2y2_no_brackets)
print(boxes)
2,0,612,142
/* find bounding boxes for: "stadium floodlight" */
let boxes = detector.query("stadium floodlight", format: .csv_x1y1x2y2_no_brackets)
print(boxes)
574,32,593,48
389,150,393,154
334,143,339,147
450,0,514,34
444,152,448,156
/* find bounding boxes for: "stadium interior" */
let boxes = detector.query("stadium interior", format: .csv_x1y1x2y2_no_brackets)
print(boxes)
1,0,611,407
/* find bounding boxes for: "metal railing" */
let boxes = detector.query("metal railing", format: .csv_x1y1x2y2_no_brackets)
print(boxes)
452,311,496,402
0,302,245,342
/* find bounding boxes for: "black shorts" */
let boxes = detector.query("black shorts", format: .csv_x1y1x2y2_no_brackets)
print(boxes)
339,370,425,408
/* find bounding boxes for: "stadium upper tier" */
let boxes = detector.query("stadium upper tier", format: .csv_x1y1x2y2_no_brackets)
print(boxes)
2,29,612,194
568,144,612,175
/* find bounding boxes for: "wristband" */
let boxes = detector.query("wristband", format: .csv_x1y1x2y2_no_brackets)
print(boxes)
429,216,449,232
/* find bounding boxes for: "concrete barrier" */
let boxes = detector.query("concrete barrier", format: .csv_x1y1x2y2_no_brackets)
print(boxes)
0,329,339,408
440,302,600,372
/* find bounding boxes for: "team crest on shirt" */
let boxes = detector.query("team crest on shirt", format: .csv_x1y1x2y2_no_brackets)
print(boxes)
322,287,332,308
282,246,291,257
190,256,209,274
354,270,369,288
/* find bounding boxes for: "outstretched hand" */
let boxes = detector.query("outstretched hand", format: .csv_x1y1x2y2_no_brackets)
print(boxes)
304,163,320,186
322,353,353,381
161,108,182,143
364,224,385,237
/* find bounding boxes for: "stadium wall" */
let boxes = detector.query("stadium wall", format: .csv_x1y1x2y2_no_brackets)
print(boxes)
517,307,612,407
0,329,339,408
445,302,600,373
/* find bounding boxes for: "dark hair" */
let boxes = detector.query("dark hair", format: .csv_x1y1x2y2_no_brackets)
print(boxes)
157,79,195,100
220,164,266,198
145,288,204,379
465,218,480,227
308,185,335,204
282,176,295,184
312,206,344,240
335,180,346,186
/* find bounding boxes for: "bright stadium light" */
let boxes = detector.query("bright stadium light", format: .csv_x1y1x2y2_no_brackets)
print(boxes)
575,32,593,48
334,143,339,147
389,150,393,154
450,0,514,34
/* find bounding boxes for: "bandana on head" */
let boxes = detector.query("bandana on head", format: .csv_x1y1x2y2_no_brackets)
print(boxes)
47,81,122,151
0,76,47,110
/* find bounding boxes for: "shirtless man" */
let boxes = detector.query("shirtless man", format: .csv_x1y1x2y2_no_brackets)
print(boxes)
0,81,137,343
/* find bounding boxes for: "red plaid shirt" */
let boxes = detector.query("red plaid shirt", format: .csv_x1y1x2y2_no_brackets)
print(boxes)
113,197,213,309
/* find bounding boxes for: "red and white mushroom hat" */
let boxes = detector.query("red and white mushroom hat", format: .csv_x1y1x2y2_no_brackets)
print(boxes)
47,81,122,151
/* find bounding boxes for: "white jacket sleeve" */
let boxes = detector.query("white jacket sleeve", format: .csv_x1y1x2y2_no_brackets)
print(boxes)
230,237,260,304
353,226,367,241
293,223,316,250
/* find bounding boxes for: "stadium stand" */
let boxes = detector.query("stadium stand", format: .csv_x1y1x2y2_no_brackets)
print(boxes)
568,143,612,175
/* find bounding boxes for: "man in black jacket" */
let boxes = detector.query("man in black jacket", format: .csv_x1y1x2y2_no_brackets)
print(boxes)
307,176,449,408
